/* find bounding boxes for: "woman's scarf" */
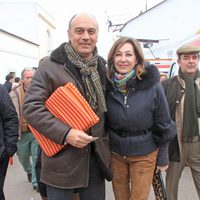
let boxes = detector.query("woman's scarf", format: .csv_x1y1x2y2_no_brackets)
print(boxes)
64,42,107,115
114,69,135,94
179,68,200,141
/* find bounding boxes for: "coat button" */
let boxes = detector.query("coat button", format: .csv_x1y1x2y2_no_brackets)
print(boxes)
181,89,184,93
176,100,179,104
123,156,126,159
84,150,88,153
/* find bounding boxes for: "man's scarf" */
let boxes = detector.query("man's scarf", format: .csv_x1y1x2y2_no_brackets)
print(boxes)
179,68,200,141
64,42,107,115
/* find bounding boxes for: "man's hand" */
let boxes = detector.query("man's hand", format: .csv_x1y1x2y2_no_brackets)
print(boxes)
66,129,94,148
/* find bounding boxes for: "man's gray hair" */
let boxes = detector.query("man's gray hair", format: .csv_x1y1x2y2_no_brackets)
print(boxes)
21,67,35,79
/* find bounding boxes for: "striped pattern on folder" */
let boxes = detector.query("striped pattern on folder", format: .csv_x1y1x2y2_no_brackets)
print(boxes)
28,82,99,157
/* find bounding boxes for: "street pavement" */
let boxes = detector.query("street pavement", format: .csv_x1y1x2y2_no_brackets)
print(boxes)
4,155,199,200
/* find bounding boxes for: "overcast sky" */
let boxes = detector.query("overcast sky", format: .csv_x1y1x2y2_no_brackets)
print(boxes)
40,0,163,57
0,0,163,57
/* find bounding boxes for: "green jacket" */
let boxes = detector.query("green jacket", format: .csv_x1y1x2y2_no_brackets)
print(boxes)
162,76,185,162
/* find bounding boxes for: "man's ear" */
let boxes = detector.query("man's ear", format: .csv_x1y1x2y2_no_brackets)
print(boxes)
68,30,71,41
177,58,181,65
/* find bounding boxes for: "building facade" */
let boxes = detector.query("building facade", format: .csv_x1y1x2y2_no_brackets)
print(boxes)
0,1,55,83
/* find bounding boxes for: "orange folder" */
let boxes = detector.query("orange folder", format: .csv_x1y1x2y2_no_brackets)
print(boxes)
28,82,99,157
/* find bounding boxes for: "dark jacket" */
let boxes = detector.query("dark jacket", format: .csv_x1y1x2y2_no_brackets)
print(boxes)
0,84,18,159
162,76,184,162
3,81,12,93
106,65,176,165
22,43,112,189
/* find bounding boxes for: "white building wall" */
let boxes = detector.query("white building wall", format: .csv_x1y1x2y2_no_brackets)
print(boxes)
36,13,55,58
120,0,200,59
0,30,39,81
0,2,39,43
0,1,55,83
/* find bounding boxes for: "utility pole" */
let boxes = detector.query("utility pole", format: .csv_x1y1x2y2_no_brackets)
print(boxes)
145,0,148,11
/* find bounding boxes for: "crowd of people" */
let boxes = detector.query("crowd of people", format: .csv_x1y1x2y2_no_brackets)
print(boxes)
1,12,200,200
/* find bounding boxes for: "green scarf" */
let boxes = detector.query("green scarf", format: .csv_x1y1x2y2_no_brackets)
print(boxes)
179,69,200,142
64,42,107,115
114,69,135,94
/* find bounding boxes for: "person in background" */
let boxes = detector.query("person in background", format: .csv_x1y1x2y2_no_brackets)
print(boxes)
10,77,21,99
162,44,200,200
0,84,18,200
160,72,168,82
14,77,21,84
35,146,47,200
3,73,14,93
22,13,112,200
10,67,39,192
106,36,176,200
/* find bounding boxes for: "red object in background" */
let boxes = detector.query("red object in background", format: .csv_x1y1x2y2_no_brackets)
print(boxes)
9,157,13,165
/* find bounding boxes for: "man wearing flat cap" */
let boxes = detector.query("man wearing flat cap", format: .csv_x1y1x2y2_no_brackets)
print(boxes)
162,44,200,200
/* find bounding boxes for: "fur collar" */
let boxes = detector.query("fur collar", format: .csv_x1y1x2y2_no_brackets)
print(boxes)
107,64,160,92
50,43,67,64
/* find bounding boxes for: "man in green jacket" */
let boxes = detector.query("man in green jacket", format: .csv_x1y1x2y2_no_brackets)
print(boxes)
162,44,200,200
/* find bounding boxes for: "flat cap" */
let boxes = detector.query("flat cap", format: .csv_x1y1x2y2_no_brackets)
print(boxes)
176,44,200,55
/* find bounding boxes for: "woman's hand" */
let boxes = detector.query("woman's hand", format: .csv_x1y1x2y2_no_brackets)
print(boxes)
156,165,168,173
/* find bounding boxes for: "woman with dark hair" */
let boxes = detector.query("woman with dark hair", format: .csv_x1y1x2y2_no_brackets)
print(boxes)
106,36,176,200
